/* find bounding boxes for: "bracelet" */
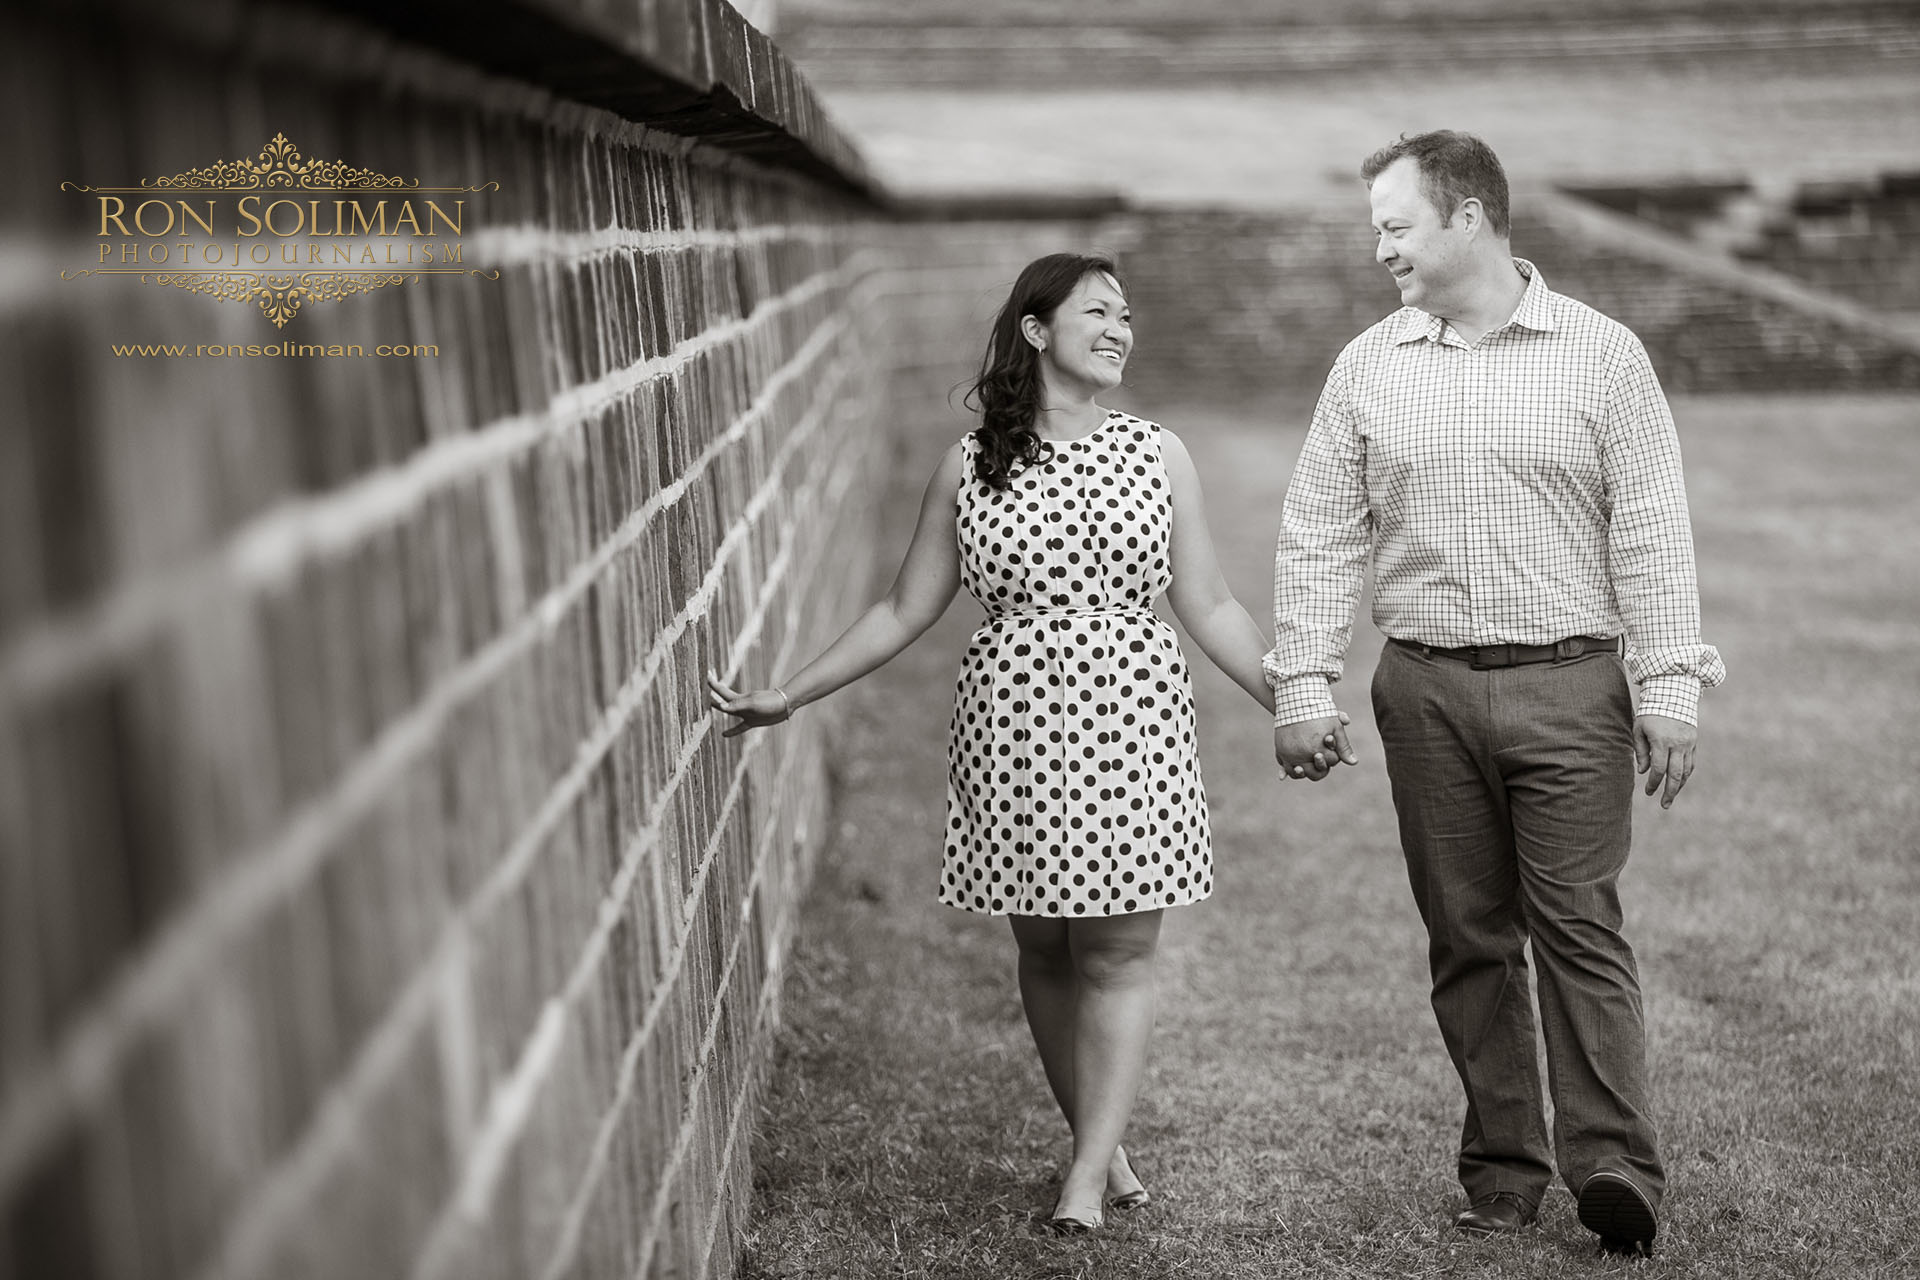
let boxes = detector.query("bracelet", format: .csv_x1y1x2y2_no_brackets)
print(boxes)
773,687,792,720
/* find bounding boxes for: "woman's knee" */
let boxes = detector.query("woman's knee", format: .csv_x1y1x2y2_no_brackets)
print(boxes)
1068,915,1162,990
1011,916,1074,972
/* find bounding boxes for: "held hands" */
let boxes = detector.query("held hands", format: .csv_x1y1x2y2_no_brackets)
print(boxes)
706,669,792,737
1274,711,1358,783
1634,713,1697,809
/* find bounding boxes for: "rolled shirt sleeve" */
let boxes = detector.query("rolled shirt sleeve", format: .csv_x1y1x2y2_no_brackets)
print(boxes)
1599,333,1726,725
1264,357,1372,727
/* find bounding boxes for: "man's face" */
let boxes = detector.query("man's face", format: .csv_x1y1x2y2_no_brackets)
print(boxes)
1369,156,1467,314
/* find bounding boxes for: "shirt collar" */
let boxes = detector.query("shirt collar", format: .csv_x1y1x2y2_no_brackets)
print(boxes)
1393,257,1559,345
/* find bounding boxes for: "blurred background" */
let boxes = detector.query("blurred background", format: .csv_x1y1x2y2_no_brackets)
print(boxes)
2,1,1915,1277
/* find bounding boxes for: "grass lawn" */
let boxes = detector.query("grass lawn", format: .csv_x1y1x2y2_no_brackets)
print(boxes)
740,392,1920,1279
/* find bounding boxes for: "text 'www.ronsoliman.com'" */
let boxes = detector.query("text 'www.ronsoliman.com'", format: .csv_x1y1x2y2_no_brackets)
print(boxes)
109,342,442,358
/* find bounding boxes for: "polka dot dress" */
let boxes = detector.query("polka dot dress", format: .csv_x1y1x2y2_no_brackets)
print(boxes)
942,412,1212,918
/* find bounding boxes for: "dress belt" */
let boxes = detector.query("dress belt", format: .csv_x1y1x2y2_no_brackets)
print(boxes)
1391,635,1619,669
984,606,1158,623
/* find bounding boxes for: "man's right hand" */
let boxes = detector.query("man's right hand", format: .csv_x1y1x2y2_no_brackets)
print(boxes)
1274,713,1357,782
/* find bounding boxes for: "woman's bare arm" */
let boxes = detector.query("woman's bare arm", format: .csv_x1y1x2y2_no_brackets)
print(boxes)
708,441,966,733
1161,428,1356,767
1160,428,1279,710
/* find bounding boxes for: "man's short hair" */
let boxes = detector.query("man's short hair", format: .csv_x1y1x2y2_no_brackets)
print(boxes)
1361,131,1510,237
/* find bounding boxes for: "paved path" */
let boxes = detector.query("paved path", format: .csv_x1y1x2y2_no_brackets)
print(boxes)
743,391,1920,1278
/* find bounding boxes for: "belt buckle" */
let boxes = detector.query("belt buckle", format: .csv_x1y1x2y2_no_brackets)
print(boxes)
1554,637,1586,660
1468,644,1508,671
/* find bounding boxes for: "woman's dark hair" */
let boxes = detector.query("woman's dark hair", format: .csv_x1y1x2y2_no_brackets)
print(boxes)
964,253,1125,490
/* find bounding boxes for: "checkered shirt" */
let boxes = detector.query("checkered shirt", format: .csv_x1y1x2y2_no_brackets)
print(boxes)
1263,259,1726,727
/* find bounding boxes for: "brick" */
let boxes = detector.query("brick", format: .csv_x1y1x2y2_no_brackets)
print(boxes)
17,659,185,1039
255,1016,450,1280
115,1026,229,1275
9,314,107,613
4,1118,105,1280
447,478,503,657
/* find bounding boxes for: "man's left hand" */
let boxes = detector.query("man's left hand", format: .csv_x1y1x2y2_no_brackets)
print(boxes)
1633,714,1697,809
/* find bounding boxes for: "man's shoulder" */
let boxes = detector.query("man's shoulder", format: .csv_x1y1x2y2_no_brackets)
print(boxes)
1541,287,1648,360
1332,308,1423,365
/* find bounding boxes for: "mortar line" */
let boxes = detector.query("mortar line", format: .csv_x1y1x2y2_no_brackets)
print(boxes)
621,456,867,1279
0,294,866,1203
539,676,801,1280
411,440,857,1280
626,722,821,1280
624,315,844,551
529,450,846,1280
691,930,797,1280
0,254,869,707
184,360,858,1280
639,845,791,1280
658,461,881,1280
462,359,852,926
189,942,450,1280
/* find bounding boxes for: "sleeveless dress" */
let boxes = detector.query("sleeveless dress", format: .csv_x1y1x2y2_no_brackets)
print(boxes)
941,411,1213,917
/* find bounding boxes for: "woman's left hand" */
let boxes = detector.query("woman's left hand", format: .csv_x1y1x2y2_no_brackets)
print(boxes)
706,669,792,736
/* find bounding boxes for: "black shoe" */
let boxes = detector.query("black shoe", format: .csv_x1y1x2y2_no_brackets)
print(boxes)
1454,1192,1538,1234
1578,1169,1657,1257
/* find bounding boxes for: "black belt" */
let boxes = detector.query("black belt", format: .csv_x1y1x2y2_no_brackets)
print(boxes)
1391,635,1619,669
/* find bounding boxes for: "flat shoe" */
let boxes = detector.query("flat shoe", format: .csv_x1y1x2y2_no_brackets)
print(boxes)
1578,1169,1657,1256
1107,1150,1150,1212
1047,1208,1103,1234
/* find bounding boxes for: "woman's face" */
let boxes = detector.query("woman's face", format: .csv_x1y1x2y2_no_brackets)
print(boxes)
1029,270,1131,394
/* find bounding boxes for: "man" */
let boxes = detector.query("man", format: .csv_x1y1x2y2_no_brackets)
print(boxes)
1264,130,1724,1257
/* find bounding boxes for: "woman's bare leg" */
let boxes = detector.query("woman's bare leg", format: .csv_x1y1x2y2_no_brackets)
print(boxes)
1053,909,1164,1220
1010,915,1077,1113
1009,915,1149,1208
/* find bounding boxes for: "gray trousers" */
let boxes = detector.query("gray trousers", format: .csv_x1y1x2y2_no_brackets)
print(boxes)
1370,640,1664,1209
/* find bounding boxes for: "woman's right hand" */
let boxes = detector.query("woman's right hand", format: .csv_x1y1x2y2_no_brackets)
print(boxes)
707,669,793,737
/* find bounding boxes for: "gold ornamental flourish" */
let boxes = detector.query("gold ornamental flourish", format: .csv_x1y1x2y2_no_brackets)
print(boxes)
154,270,417,327
60,132,500,193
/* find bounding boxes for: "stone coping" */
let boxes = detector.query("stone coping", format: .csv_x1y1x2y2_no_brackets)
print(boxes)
69,0,879,198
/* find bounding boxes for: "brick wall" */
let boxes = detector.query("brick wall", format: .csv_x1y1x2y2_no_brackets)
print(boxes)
0,3,897,1279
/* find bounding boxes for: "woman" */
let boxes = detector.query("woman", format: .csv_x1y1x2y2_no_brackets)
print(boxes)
708,253,1347,1230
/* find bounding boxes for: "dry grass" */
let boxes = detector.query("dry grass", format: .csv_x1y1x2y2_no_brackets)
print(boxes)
740,393,1920,1279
